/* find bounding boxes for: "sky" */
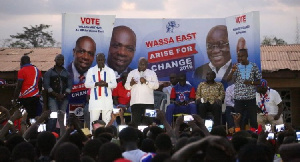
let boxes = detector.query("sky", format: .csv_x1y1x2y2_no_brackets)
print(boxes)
0,0,300,46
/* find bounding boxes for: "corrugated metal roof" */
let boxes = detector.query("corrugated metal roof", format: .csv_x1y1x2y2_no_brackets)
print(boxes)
0,47,61,72
1,44,300,72
261,44,300,72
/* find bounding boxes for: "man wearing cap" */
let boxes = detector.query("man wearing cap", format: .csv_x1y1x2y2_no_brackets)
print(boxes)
256,79,284,131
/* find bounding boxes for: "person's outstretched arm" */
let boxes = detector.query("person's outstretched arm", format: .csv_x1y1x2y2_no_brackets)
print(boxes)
171,136,236,161
23,110,51,140
0,109,22,140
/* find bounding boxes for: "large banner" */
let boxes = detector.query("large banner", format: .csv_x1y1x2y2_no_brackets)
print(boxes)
61,12,260,112
62,14,115,114
113,11,260,88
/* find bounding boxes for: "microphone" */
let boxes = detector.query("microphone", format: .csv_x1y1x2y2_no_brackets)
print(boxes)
140,71,145,78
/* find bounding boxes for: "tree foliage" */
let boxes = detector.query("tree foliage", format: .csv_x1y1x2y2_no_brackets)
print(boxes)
261,36,287,45
9,24,56,48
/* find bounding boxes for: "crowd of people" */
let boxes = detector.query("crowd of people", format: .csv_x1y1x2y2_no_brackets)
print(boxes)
0,29,298,161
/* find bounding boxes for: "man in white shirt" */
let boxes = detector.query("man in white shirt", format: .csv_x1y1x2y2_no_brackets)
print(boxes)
85,53,117,128
256,79,284,131
125,57,159,126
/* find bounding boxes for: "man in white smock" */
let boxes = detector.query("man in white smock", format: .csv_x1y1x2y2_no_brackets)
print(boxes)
85,53,117,128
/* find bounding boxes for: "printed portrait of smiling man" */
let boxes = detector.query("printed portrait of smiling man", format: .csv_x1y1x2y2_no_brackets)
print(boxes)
67,36,96,84
194,25,232,85
107,25,136,81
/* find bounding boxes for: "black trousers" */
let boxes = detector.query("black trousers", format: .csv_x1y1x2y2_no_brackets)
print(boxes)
131,104,154,126
197,102,222,126
234,99,258,129
19,96,39,119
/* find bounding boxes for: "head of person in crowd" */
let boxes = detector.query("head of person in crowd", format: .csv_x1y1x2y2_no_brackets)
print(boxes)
174,137,189,152
140,138,156,153
178,73,187,86
0,146,11,162
169,73,178,86
54,142,81,162
82,139,103,161
256,79,268,94
279,143,300,161
236,37,247,54
37,131,56,157
237,49,249,65
55,54,65,67
69,131,85,151
231,130,257,152
155,133,173,155
98,142,123,162
107,25,136,74
11,142,35,162
238,144,274,162
96,53,106,70
20,55,31,67
5,133,25,152
206,70,216,83
138,57,148,72
72,36,96,74
146,126,164,141
210,125,227,137
119,127,139,145
92,120,106,131
206,25,231,71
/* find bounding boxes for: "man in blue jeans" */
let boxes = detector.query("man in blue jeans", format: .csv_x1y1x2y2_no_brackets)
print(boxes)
165,73,197,125
43,54,72,136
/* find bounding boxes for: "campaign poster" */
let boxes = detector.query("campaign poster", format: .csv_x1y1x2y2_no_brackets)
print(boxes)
112,11,260,88
61,14,115,116
226,11,261,69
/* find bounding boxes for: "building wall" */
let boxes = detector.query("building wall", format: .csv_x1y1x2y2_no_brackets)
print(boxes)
291,89,300,128
264,70,300,128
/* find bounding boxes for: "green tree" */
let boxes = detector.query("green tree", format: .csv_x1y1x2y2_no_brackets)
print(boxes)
10,24,56,48
261,36,287,45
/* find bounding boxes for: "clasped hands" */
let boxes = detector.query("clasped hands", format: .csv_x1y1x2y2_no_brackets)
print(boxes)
130,77,147,86
95,80,108,87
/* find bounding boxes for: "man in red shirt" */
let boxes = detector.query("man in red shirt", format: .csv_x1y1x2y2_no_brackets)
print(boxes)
112,72,131,111
13,55,42,124
112,72,131,125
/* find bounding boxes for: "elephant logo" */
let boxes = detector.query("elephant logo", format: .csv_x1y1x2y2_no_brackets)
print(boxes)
166,21,180,33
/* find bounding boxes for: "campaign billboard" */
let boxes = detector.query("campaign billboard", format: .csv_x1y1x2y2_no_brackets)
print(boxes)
112,11,260,88
61,14,115,115
61,11,260,112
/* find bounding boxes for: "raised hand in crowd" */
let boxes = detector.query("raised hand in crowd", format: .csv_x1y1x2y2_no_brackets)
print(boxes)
174,115,184,138
0,109,22,140
171,135,236,161
257,130,269,144
0,106,10,124
192,114,210,136
23,110,51,140
106,110,119,127
156,109,173,137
